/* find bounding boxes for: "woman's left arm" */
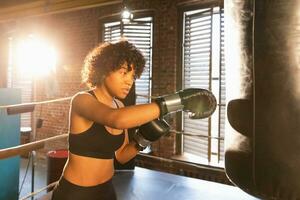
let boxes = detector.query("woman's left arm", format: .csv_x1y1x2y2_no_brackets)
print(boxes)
114,99,139,164
115,130,139,164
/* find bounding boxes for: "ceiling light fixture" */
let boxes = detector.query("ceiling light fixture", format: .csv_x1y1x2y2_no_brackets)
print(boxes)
121,6,133,24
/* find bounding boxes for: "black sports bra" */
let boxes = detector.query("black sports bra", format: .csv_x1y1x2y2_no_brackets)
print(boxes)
68,91,125,159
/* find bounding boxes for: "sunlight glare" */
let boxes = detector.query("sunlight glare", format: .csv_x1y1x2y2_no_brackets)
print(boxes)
16,35,57,78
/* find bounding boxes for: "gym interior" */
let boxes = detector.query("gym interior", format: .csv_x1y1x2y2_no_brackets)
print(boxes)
0,0,299,200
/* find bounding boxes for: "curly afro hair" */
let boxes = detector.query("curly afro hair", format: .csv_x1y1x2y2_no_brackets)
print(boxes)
81,40,146,88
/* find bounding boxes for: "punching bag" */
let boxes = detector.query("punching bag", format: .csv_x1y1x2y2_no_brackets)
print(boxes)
225,0,300,199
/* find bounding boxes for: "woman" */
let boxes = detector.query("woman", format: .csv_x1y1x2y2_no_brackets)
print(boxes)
51,40,215,200
51,40,160,200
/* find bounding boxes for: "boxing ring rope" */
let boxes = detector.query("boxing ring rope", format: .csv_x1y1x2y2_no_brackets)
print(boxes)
0,134,68,160
0,97,72,115
0,97,72,109
0,94,152,109
0,95,153,115
0,93,221,199
20,181,58,200
0,131,222,161
0,93,223,114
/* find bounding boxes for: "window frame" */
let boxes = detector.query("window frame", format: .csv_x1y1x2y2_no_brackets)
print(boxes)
176,1,225,167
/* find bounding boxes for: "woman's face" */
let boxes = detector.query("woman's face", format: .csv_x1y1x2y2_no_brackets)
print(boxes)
103,63,136,99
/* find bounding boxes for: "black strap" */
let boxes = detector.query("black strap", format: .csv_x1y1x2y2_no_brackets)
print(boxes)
113,99,120,108
88,90,96,98
89,90,120,109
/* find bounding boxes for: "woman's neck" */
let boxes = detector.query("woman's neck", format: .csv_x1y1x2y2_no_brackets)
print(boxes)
93,86,114,106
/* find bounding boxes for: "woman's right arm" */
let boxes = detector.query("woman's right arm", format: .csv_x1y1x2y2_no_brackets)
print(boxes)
71,93,160,129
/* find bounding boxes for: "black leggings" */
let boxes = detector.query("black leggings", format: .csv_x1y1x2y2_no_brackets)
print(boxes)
51,177,117,200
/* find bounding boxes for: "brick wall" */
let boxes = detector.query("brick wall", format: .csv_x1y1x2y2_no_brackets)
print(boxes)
0,0,222,177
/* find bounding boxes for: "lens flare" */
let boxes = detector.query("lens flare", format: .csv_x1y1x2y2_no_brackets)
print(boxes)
16,35,57,78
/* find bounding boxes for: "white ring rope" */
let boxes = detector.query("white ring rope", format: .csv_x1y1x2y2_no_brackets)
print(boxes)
0,94,156,115
0,97,72,109
0,92,220,114
0,134,68,160
0,94,157,110
20,181,58,200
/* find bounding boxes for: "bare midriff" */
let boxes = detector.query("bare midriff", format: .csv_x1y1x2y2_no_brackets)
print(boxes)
63,152,114,186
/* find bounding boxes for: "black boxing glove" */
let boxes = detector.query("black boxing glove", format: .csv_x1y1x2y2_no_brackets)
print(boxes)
154,88,217,119
133,118,170,150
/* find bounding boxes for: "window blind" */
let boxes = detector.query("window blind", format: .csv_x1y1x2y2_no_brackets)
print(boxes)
182,7,225,166
103,17,153,104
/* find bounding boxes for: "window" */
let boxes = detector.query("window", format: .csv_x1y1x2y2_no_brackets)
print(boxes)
101,16,153,104
181,6,225,167
7,37,33,128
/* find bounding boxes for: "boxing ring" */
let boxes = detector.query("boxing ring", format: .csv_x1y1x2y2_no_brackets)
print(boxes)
38,167,258,200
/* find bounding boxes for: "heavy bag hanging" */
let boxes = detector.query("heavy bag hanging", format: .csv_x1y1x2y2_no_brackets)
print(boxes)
225,0,300,199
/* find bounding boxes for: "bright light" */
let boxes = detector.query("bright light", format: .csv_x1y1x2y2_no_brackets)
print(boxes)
16,35,57,78
121,7,133,24
122,9,131,19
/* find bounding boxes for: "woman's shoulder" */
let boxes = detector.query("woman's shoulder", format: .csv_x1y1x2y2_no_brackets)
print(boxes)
71,91,94,103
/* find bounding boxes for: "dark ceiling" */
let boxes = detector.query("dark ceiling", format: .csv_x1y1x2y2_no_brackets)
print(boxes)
0,0,122,22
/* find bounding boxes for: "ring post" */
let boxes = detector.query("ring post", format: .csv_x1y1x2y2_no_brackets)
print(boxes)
0,88,21,200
